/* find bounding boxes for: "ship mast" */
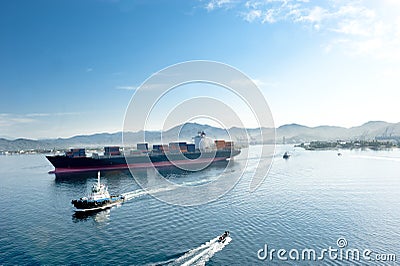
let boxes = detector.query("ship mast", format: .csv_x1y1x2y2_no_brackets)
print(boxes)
97,171,100,187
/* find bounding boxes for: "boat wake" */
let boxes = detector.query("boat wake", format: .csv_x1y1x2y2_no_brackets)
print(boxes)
121,176,222,202
121,186,175,201
169,235,232,266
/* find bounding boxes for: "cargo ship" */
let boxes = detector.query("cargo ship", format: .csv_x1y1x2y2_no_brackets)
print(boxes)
46,132,240,174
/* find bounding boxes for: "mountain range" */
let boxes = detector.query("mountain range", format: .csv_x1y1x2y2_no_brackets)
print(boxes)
1,121,400,151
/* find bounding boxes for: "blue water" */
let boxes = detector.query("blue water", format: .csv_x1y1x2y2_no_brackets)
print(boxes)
0,146,399,265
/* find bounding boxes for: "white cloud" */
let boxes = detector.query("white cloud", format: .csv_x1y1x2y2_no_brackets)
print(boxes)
204,0,400,60
262,9,276,23
0,114,37,127
252,78,281,89
243,9,262,22
0,112,82,128
296,6,327,23
333,20,370,36
25,112,81,117
206,0,232,11
115,86,137,91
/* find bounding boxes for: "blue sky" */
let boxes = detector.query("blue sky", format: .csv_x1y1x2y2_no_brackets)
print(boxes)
1,0,399,139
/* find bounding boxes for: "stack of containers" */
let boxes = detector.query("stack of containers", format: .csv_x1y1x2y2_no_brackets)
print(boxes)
153,144,161,152
225,141,234,150
153,144,169,153
137,143,149,151
169,142,180,153
161,145,169,152
187,144,196,153
169,142,187,153
68,148,86,158
215,140,226,150
104,146,121,156
179,142,187,152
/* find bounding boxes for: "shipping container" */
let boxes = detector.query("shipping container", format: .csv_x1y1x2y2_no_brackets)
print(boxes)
225,141,234,147
153,144,161,150
169,143,180,153
104,146,121,156
153,144,169,152
225,142,234,150
68,148,86,157
169,142,180,149
104,146,120,152
161,145,169,151
137,143,149,151
187,144,195,152
153,144,162,152
179,144,187,151
71,148,85,152
215,140,226,150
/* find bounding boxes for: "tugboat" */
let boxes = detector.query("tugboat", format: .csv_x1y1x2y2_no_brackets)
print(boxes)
283,152,290,159
71,171,125,212
218,231,230,243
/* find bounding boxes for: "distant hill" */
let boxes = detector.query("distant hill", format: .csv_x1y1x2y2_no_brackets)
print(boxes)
0,138,48,151
1,121,400,151
278,121,400,144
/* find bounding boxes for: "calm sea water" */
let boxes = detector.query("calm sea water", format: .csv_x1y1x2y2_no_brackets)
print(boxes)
0,145,399,265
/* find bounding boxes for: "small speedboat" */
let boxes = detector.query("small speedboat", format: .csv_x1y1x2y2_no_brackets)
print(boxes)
71,171,125,212
283,152,290,159
218,231,230,243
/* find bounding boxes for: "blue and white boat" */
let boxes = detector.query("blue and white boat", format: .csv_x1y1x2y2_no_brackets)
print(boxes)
71,171,125,212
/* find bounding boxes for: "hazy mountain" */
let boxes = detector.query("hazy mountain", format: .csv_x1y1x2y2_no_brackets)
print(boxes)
276,124,349,143
43,132,123,147
277,121,400,144
0,138,50,151
1,121,400,151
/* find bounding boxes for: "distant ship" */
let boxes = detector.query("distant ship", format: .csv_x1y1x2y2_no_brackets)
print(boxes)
46,132,241,174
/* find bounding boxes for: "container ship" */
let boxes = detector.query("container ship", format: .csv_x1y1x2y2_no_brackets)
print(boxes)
46,132,241,174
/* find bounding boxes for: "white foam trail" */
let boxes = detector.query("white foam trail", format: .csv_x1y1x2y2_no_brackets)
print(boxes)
121,186,175,201
174,237,219,263
176,236,231,266
122,177,221,202
195,237,232,266
121,190,147,200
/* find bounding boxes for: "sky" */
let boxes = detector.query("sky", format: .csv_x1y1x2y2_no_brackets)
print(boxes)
1,0,399,139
